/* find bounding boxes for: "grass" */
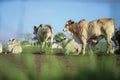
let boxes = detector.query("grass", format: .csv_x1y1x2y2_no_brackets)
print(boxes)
0,45,120,80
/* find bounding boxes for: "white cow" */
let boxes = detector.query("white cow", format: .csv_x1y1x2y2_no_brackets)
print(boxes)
0,42,2,53
7,38,22,54
64,39,81,55
52,43,62,49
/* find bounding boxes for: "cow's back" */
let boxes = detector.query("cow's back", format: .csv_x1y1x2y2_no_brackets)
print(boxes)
88,18,115,37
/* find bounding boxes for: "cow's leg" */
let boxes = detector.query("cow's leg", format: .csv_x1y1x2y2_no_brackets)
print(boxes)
42,41,45,51
44,37,48,48
90,39,100,53
48,36,54,53
81,38,87,55
38,38,44,53
76,47,81,55
39,41,43,53
87,41,93,53
50,36,54,47
106,35,114,54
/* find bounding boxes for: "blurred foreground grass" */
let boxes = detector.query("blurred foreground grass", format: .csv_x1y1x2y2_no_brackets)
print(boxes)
0,45,120,80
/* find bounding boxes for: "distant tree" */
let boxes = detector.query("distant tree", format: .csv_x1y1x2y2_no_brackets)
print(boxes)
24,33,33,42
18,33,33,42
54,32,66,42
18,33,34,46
21,40,30,45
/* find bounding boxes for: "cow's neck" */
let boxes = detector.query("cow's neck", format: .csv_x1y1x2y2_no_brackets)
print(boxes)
73,33,82,43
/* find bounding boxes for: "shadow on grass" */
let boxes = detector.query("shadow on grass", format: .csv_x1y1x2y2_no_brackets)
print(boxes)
32,51,65,56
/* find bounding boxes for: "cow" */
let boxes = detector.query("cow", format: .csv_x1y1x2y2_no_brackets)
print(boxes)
0,42,2,53
33,24,54,53
7,38,22,54
52,43,62,49
115,29,120,47
63,18,115,55
64,39,81,55
113,28,120,54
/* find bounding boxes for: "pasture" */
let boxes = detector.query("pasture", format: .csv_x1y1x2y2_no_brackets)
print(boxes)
0,45,120,80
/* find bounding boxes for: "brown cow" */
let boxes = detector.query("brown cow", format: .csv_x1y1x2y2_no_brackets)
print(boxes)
63,18,115,55
33,24,54,52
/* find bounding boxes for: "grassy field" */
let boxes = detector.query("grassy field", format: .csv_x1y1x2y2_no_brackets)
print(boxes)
0,45,120,80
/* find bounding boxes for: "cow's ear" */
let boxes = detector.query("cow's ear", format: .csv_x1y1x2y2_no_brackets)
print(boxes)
12,38,15,41
34,26,37,29
71,21,74,24
68,20,74,24
39,24,42,27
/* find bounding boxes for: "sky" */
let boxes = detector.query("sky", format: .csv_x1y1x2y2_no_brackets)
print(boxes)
0,0,120,45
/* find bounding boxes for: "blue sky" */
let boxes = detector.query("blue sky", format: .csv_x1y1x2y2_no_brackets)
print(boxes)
0,0,120,44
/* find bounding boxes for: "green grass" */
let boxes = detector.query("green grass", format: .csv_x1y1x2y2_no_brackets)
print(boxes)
22,45,40,54
0,45,120,80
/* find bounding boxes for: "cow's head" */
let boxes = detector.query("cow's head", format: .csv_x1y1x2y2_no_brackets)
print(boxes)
39,24,53,36
8,38,15,45
63,20,75,35
7,38,16,53
41,25,49,33
33,24,42,35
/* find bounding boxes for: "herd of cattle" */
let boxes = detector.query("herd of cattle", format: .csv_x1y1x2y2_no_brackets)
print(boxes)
0,18,120,55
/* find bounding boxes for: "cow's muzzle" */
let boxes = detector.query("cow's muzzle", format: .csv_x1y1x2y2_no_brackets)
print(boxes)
63,29,66,32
